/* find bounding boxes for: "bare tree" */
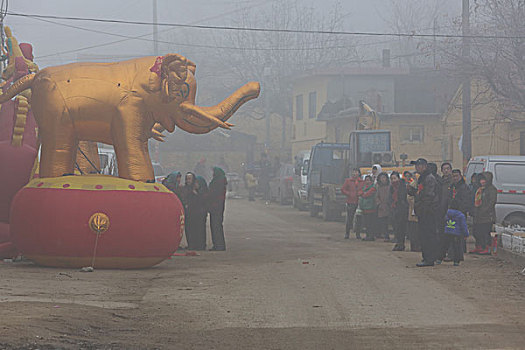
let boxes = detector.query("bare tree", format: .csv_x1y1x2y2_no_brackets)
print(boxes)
382,0,455,69
210,0,356,117
448,0,525,117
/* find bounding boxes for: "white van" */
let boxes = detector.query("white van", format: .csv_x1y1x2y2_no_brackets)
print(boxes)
465,156,525,226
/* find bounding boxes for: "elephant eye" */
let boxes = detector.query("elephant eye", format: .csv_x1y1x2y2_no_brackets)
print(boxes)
180,82,190,99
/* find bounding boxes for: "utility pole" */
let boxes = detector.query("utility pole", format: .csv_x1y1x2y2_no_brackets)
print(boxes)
153,0,159,56
462,0,472,168
433,17,437,69
263,66,271,152
153,0,160,163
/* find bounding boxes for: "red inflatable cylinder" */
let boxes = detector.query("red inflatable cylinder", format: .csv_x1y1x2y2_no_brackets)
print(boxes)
10,175,184,269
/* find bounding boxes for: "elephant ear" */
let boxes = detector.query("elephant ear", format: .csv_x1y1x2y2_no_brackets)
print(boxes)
160,54,196,103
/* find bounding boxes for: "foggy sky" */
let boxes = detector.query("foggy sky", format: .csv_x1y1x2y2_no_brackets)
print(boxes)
6,0,461,68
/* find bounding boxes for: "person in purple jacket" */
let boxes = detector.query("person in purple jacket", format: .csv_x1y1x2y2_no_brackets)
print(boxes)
444,201,470,266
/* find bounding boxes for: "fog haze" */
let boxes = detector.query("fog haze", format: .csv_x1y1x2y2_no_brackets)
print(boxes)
5,0,461,67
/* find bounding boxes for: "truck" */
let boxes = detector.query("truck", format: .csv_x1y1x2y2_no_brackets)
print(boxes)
307,130,395,221
307,142,350,221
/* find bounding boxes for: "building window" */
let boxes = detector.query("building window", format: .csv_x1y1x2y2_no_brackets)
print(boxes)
308,91,317,119
400,125,424,143
295,95,303,120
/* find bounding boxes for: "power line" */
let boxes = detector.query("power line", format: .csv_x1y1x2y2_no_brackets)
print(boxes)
22,16,442,59
29,16,357,57
18,1,282,59
7,11,524,40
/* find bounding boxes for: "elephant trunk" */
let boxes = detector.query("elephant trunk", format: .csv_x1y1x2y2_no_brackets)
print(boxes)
0,74,35,104
180,82,260,130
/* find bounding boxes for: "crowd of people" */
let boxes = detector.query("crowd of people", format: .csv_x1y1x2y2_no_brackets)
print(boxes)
342,158,498,267
162,167,228,251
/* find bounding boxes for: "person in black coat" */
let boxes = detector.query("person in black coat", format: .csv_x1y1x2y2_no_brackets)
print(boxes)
390,171,409,251
181,172,208,251
450,169,472,216
188,176,208,251
439,169,472,260
408,158,440,267
208,167,228,251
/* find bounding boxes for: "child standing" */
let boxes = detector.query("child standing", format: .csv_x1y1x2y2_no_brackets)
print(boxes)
444,201,469,266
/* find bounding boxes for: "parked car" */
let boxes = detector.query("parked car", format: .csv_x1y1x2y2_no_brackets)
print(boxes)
98,145,118,176
292,150,310,211
269,163,295,205
152,162,166,183
465,155,525,226
226,172,242,194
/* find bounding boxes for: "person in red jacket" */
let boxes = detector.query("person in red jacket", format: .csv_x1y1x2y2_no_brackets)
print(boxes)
342,168,363,239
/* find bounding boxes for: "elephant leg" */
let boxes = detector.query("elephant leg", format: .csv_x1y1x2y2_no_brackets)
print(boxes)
113,97,155,182
39,124,78,178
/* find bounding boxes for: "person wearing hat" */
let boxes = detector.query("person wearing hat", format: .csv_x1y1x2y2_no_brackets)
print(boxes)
408,158,440,267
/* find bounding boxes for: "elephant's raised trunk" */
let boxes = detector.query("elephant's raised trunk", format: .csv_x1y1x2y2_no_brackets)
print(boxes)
179,82,260,133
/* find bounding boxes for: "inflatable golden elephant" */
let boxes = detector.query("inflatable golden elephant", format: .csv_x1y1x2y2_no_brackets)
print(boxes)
0,54,260,181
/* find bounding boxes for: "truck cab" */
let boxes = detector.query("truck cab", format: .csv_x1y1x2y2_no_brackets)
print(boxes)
307,130,395,221
307,143,350,221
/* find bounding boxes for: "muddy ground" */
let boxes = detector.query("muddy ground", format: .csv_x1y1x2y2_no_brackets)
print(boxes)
1,199,525,349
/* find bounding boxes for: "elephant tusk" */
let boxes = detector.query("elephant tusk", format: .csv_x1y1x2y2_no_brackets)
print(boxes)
152,131,165,142
150,123,166,141
180,102,232,130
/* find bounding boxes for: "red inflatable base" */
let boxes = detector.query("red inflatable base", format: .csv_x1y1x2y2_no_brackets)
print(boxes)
10,176,184,269
0,222,17,259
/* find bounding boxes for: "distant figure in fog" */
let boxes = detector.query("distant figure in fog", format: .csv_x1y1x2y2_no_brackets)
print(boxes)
258,153,272,203
390,171,408,251
342,168,363,239
245,170,257,202
217,156,230,174
359,175,377,241
208,167,228,251
194,158,209,182
375,172,391,241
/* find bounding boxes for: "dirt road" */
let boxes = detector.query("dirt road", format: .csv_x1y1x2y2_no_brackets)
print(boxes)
1,199,525,349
